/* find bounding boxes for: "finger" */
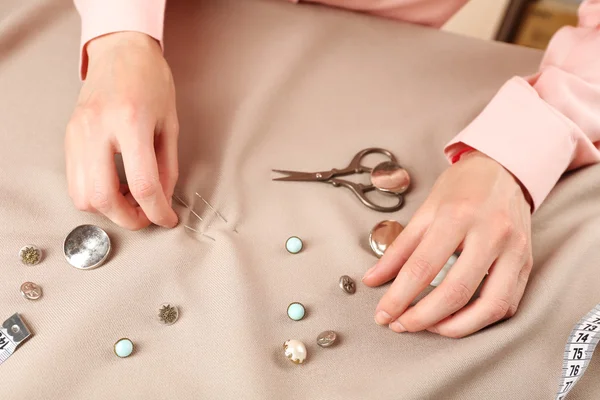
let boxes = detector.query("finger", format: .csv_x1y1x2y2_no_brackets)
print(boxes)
505,255,533,319
391,235,495,333
89,145,151,230
119,126,178,228
363,216,429,287
374,218,467,326
155,113,179,206
427,253,520,338
120,184,140,207
66,120,94,212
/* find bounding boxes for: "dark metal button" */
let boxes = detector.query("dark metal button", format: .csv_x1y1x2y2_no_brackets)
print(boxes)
158,303,179,325
339,275,356,294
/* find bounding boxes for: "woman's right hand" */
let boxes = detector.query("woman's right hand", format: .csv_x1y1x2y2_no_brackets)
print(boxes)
65,31,179,230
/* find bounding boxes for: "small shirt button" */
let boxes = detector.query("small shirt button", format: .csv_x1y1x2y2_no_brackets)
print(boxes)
317,330,338,348
158,304,179,325
19,245,42,265
287,302,306,321
339,275,356,294
285,236,304,254
20,282,42,300
114,338,134,358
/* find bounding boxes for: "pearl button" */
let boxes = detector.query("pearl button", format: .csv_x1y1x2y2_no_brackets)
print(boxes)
284,339,307,364
430,254,459,287
285,236,303,254
287,302,306,321
114,338,134,358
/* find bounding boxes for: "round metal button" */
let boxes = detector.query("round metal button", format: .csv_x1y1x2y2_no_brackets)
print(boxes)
317,330,338,348
369,220,404,258
158,303,179,325
64,225,111,270
19,245,42,266
370,161,410,194
339,275,356,294
20,282,42,300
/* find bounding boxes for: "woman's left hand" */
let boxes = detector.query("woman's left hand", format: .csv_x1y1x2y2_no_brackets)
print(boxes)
362,150,533,338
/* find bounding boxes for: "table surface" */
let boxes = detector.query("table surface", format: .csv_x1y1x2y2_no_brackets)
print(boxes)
1,0,599,399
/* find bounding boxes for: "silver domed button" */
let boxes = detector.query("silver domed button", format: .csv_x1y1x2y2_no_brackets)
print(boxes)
64,225,111,270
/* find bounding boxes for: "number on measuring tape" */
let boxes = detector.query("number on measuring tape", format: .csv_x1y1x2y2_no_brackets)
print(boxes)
0,314,32,366
556,305,600,399
568,363,581,377
0,331,9,350
575,332,591,343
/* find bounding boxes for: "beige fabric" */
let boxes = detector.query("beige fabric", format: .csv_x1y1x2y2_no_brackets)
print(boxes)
1,0,599,399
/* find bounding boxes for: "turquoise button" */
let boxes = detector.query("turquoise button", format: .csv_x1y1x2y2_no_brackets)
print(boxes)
286,237,303,254
287,302,306,321
114,338,134,358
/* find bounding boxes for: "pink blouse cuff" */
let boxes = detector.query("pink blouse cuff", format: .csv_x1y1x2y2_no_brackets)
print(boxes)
444,77,578,212
76,0,166,79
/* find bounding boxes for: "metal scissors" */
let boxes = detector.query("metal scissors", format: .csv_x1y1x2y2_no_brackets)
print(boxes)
273,148,408,212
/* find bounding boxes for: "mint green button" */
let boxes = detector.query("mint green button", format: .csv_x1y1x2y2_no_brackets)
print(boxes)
114,338,134,358
286,237,303,254
287,302,306,321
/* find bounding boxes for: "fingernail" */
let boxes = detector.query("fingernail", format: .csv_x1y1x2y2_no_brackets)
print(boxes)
389,320,406,333
168,213,179,228
375,310,392,326
362,265,377,281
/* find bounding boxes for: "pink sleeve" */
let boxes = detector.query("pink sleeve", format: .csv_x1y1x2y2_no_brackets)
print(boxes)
289,0,468,28
74,0,166,79
445,0,600,211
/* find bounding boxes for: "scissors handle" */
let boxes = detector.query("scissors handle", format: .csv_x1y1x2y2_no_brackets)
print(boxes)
345,148,398,174
330,179,403,212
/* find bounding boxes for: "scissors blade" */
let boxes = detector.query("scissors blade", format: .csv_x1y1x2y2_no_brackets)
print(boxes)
272,169,330,182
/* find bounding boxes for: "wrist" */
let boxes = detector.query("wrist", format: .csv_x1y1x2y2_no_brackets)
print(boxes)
87,32,160,64
465,150,534,213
